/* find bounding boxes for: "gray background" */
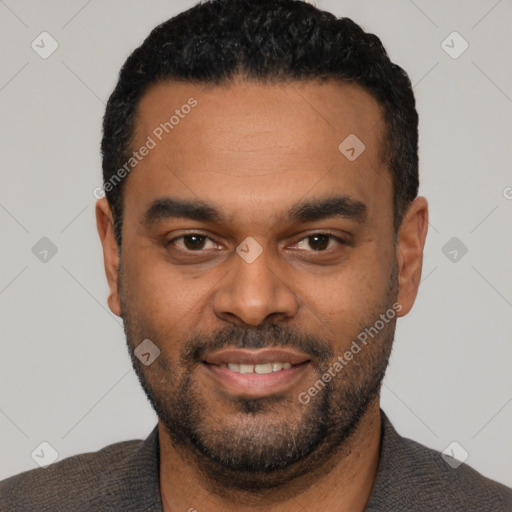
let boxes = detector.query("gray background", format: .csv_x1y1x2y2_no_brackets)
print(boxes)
1,0,511,486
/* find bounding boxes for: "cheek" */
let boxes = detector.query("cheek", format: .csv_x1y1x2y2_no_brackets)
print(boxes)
298,253,394,343
121,249,215,334
303,277,377,333
307,251,389,309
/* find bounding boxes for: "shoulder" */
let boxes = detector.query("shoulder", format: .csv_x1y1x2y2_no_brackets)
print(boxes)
399,434,512,509
367,411,512,511
0,432,159,512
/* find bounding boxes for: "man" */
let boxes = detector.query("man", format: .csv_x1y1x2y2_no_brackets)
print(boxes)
1,0,510,510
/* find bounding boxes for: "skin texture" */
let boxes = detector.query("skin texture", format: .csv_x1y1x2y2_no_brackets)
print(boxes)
96,76,428,512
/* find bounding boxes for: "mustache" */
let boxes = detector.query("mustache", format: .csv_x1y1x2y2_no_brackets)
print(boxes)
180,324,333,367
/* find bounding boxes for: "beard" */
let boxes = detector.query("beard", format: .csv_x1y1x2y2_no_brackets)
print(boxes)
119,262,398,493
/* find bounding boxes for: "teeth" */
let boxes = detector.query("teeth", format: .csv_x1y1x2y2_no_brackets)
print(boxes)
255,363,273,374
222,362,294,374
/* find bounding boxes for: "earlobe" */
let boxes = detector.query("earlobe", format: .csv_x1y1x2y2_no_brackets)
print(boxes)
396,196,429,317
95,198,122,317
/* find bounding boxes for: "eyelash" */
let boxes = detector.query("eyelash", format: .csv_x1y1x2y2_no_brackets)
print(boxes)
166,232,348,253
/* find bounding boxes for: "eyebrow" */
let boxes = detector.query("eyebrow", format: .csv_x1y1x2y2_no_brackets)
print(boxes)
142,195,367,227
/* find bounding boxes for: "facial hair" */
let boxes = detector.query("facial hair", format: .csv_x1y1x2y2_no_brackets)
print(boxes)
119,262,398,493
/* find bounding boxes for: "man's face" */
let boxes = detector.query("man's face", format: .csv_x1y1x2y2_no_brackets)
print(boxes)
99,78,421,490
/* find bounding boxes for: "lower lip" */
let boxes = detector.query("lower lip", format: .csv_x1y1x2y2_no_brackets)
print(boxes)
201,362,310,397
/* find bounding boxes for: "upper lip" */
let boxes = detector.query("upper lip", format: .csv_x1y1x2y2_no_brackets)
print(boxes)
203,348,311,366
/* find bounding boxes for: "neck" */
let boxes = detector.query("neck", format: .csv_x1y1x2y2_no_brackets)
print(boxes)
159,400,382,512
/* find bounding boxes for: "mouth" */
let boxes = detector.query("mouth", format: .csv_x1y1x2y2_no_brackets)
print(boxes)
208,361,295,374
200,348,312,397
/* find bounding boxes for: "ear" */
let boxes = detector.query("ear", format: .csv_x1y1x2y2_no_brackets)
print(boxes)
95,198,122,317
395,196,429,317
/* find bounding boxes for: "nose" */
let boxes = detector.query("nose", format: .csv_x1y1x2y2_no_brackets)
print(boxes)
212,244,299,327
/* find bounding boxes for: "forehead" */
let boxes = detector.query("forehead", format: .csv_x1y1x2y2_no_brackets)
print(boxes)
135,77,384,157
124,77,391,230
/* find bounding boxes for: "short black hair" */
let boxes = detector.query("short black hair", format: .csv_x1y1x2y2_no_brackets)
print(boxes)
101,0,418,248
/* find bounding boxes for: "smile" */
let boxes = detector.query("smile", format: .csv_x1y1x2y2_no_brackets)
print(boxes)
212,362,293,374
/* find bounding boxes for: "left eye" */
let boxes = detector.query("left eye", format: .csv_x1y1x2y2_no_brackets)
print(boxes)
294,234,342,251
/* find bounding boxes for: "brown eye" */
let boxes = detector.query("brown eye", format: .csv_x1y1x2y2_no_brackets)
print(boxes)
292,233,347,253
182,234,207,250
167,234,217,251
307,234,330,251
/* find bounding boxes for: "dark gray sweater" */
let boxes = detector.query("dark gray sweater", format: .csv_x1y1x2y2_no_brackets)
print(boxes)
1,410,511,511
